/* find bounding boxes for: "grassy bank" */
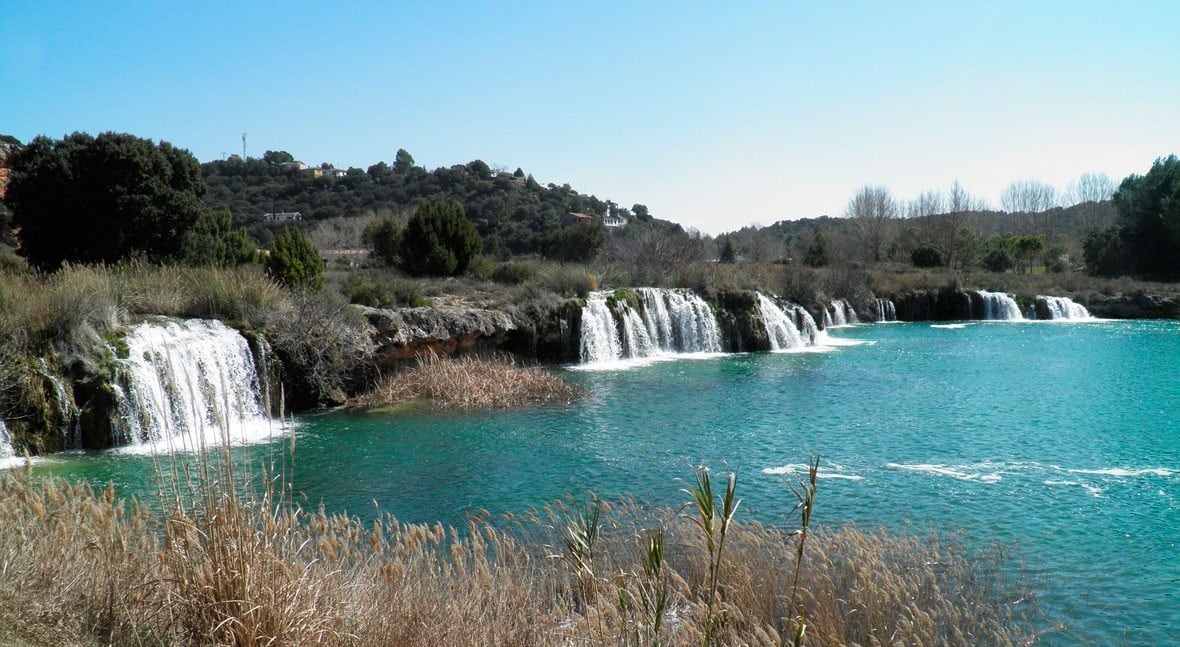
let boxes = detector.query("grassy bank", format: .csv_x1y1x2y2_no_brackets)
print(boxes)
0,458,1040,646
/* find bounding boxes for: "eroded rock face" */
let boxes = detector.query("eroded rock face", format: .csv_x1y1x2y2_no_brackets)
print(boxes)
1085,293,1180,319
357,305,518,367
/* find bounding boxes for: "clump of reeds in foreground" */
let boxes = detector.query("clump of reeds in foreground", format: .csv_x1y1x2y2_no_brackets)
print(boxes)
0,453,1044,646
351,350,582,411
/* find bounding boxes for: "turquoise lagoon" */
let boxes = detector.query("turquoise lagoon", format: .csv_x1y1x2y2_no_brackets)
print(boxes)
33,320,1180,644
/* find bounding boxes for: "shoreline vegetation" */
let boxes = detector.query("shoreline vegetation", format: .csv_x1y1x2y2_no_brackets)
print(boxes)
0,457,1040,646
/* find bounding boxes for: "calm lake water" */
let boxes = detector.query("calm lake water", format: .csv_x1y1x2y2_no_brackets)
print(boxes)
33,320,1180,644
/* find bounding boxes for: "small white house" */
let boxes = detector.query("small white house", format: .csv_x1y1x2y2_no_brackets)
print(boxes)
264,211,303,223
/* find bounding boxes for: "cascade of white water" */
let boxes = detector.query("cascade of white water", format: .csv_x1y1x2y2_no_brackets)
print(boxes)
845,301,859,324
976,290,1024,320
793,305,820,344
758,293,805,350
822,308,833,329
0,419,14,460
581,289,722,363
875,298,897,322
660,289,722,353
638,288,675,350
580,292,623,363
829,301,847,327
1038,296,1093,320
114,318,273,450
620,307,655,358
39,359,80,449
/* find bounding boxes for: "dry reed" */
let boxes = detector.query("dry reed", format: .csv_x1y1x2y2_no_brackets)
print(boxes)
351,351,581,411
0,461,1041,646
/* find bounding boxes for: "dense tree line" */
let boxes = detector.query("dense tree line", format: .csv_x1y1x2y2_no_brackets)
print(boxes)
3,132,255,271
720,189,1117,275
5,130,1175,284
1085,155,1180,279
201,149,643,259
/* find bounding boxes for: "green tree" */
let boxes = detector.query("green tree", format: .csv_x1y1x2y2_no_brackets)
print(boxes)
263,150,294,165
394,148,415,173
719,237,736,263
981,248,1014,273
803,231,832,267
266,227,323,289
910,245,943,268
1011,235,1045,273
1110,155,1180,279
398,202,482,276
6,132,208,270
1083,226,1129,277
540,220,605,263
362,216,403,266
181,209,255,266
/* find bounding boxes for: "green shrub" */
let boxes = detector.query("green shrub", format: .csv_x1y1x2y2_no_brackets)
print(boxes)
911,246,943,268
266,227,324,290
464,254,495,281
362,216,403,267
981,249,1014,273
398,202,481,277
491,261,536,285
343,273,430,309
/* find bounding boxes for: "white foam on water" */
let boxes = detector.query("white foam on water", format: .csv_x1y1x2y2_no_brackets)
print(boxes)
1044,479,1106,498
886,462,1003,483
762,462,864,480
1065,467,1176,478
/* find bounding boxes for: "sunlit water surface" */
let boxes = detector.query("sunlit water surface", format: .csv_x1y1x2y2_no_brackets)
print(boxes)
33,321,1180,644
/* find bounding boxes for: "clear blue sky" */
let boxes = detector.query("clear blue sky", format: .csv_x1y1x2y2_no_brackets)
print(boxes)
4,1,1178,235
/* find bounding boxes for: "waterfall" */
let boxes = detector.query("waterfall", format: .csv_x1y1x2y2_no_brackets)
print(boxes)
580,289,722,364
39,359,80,449
645,289,722,354
793,305,820,344
1038,296,1093,320
620,307,655,358
829,301,847,327
875,298,897,322
757,293,805,350
828,299,858,326
579,292,623,364
114,318,274,451
0,419,14,461
976,290,1024,321
822,308,833,329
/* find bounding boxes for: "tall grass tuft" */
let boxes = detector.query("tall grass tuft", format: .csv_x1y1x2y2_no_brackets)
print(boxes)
683,465,741,644
786,455,819,645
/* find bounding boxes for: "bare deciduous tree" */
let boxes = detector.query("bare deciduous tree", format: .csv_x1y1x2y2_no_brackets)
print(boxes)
845,185,897,263
906,190,945,219
1000,179,1057,213
948,179,987,213
1063,172,1115,205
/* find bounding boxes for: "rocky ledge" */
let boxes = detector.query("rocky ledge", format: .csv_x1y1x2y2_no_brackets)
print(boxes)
1084,292,1180,319
357,305,518,368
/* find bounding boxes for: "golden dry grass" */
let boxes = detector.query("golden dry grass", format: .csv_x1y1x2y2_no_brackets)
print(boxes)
0,463,1041,646
351,351,581,411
